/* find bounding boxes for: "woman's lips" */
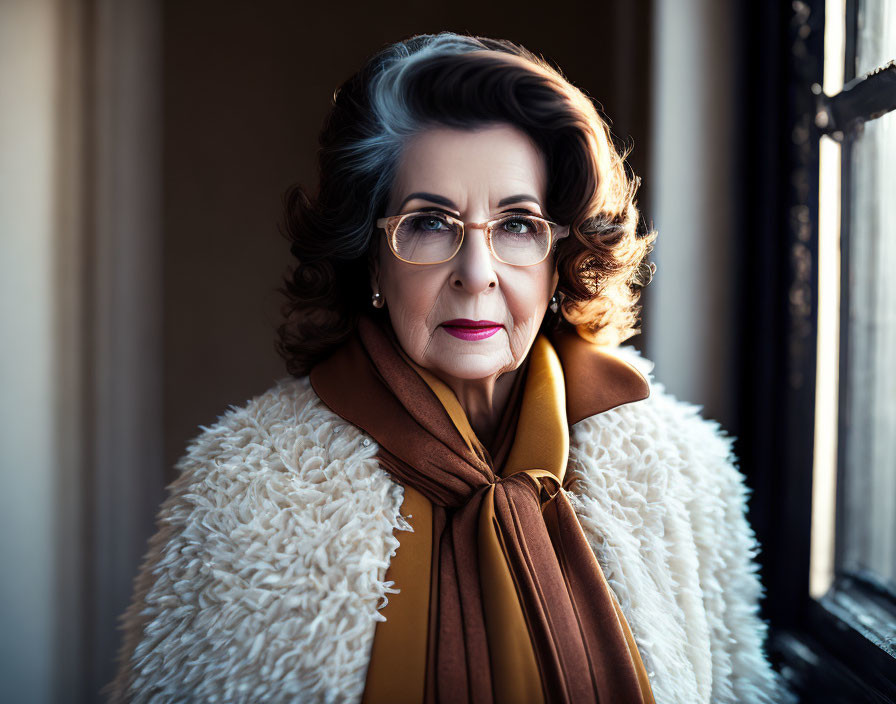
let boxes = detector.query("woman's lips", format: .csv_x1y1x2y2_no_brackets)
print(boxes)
440,319,503,341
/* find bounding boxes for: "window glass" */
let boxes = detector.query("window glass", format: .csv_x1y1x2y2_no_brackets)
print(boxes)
841,106,896,587
855,0,896,76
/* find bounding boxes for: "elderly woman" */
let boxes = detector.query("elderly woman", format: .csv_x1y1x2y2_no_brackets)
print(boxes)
107,32,792,703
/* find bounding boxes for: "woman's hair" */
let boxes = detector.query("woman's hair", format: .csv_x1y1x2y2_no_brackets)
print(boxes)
276,31,657,377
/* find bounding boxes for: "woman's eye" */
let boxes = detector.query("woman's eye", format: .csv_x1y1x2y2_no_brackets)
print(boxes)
502,217,536,235
413,215,447,231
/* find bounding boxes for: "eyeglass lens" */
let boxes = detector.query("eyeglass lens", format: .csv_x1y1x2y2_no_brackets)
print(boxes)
390,213,553,265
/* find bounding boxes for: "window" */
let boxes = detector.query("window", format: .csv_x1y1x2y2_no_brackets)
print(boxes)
764,0,896,699
836,1,896,595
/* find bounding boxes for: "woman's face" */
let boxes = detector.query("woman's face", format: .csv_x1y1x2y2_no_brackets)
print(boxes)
371,123,559,383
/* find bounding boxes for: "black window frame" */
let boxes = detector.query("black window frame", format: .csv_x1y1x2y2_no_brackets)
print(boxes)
737,1,896,701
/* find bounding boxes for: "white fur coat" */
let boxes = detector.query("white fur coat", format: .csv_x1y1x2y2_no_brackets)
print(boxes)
104,347,794,703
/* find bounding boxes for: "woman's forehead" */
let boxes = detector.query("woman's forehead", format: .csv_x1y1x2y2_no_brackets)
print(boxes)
391,126,547,210
397,124,545,173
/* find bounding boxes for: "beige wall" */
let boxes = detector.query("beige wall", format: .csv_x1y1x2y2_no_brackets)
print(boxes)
645,0,740,425
1,1,67,701
1,0,163,700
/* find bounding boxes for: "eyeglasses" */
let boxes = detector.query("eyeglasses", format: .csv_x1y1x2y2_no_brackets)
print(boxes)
375,210,570,266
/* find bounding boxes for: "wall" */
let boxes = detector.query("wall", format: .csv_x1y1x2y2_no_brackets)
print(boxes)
646,0,740,427
0,1,66,700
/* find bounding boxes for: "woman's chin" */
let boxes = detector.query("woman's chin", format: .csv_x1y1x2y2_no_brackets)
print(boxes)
416,328,519,380
424,351,511,382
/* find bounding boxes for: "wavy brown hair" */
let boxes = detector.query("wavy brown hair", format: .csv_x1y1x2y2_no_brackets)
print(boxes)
276,32,656,377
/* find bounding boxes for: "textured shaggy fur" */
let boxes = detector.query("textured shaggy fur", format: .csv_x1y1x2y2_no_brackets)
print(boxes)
104,346,795,703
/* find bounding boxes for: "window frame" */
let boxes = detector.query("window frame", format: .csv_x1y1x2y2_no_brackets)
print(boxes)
737,0,896,700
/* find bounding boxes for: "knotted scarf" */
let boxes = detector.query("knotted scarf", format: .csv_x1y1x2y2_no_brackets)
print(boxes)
309,315,655,704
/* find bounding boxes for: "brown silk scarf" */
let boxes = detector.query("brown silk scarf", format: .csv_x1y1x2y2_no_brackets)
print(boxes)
309,315,655,704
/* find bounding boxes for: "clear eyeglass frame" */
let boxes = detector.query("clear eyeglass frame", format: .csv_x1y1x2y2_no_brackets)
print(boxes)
374,210,571,267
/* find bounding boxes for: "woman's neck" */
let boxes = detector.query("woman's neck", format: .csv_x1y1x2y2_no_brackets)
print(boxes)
392,335,522,450
442,367,519,449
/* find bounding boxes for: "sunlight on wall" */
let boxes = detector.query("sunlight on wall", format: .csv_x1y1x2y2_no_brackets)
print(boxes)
0,1,59,700
647,0,736,421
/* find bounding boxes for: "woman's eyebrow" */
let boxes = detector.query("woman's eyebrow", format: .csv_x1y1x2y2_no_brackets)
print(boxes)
398,192,459,212
497,194,543,209
398,192,544,211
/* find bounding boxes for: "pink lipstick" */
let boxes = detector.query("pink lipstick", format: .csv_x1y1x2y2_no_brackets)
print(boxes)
440,319,503,341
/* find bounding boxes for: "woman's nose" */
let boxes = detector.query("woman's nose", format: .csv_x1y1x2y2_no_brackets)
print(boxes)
450,225,498,293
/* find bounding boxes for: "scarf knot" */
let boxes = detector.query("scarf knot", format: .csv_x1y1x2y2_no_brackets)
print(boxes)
499,468,563,507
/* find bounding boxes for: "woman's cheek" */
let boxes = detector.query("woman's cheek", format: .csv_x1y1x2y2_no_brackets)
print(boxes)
393,304,430,359
507,282,551,359
507,312,538,365
388,275,444,360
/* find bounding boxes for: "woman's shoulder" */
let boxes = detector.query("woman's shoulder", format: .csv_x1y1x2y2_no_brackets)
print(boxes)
106,376,407,702
570,344,742,492
176,375,340,472
158,374,407,572
171,375,397,491
567,346,791,704
567,345,751,613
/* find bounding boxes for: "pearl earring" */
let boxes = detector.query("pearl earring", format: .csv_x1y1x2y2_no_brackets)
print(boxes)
550,294,559,313
371,291,384,308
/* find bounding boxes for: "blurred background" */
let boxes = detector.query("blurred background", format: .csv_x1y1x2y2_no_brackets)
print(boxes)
1,0,893,701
